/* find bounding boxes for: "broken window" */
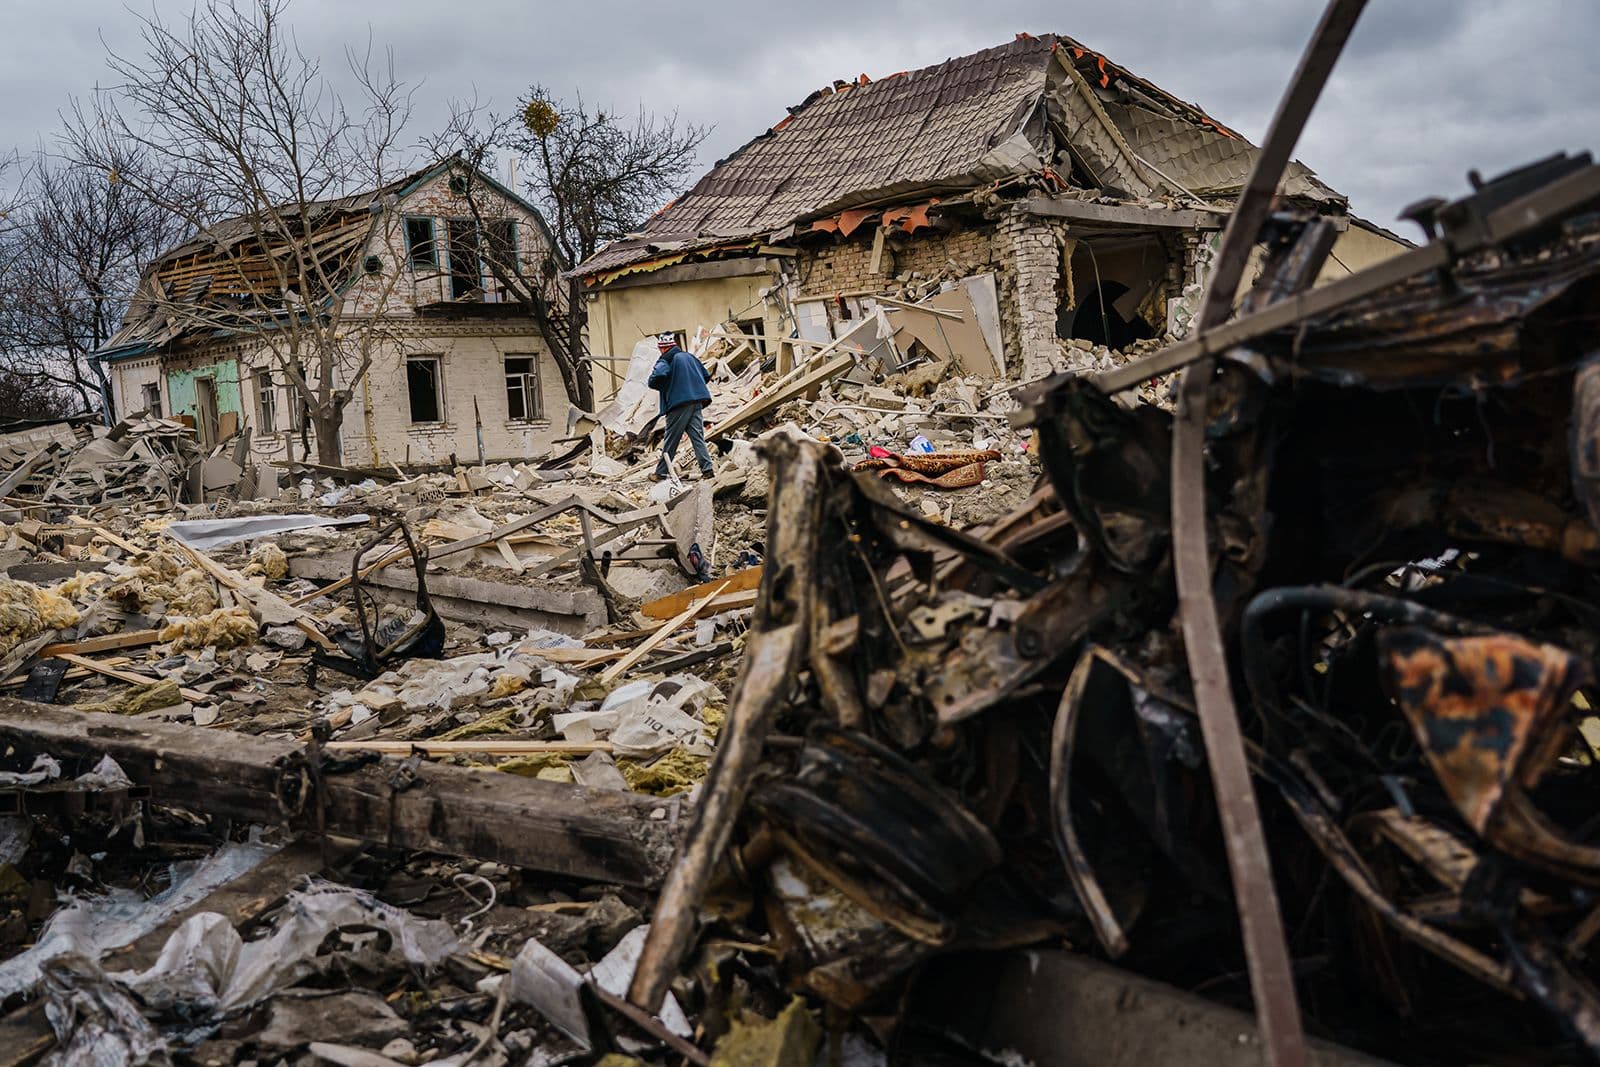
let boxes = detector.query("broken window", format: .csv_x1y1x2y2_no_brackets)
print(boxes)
404,217,437,269
484,219,518,277
447,219,481,300
139,382,161,418
255,368,277,434
407,356,443,423
504,355,543,422
735,318,767,355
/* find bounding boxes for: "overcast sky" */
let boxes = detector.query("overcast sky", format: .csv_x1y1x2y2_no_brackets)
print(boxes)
3,1,1597,231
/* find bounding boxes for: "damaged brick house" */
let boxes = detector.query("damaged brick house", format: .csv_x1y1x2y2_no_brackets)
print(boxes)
574,33,1407,392
95,158,574,468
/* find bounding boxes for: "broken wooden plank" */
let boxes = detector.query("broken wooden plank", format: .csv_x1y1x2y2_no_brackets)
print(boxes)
708,352,856,441
54,652,209,704
67,516,142,555
1021,193,1225,230
600,579,733,687
0,445,58,501
0,697,680,887
324,739,614,756
873,294,964,319
168,537,336,651
520,514,659,581
38,629,163,658
641,566,763,620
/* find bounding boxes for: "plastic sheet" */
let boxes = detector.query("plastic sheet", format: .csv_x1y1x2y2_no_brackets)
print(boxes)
165,513,370,551
0,840,277,1000
118,879,459,1013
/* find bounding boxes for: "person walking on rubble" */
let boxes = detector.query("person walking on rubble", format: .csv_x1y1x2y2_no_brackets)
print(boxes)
649,331,714,480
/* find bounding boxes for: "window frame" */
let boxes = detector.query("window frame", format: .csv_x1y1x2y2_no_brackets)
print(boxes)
254,368,278,434
445,218,484,300
484,219,519,277
503,353,544,423
406,354,446,425
139,381,162,418
404,216,438,270
285,361,308,432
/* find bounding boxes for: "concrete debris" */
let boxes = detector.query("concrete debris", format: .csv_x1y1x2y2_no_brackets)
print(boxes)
5,17,1599,1067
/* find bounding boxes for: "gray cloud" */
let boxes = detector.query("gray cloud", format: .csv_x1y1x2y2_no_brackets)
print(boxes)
3,1,1597,231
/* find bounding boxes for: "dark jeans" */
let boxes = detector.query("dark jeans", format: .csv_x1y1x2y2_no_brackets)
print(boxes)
657,403,713,477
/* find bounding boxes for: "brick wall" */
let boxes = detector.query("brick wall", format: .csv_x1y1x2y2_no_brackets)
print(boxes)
999,210,1068,381
794,224,1000,300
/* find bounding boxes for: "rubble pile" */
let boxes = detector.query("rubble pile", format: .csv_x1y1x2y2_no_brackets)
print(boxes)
5,141,1600,1067
0,250,1066,1064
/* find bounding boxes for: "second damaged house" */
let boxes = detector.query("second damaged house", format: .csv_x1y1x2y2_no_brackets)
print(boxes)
576,32,1408,390
94,158,580,470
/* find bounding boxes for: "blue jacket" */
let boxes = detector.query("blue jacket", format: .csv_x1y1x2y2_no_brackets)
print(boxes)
648,346,712,415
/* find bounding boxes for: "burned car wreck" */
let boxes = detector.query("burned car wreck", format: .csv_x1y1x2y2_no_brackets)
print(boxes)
610,150,1600,1065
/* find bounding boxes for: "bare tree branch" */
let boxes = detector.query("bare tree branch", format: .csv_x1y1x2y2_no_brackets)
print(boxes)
63,0,414,462
425,91,708,410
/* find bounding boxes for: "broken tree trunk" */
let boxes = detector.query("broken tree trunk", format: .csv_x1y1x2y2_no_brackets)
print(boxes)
0,697,681,887
629,429,826,1011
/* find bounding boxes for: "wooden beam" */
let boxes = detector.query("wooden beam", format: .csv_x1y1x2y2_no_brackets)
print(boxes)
600,579,733,686
38,629,163,658
55,652,209,704
169,538,336,652
1022,194,1224,230
592,256,775,292
873,294,964,320
0,445,57,500
641,565,763,620
709,352,855,441
0,698,681,887
324,739,614,756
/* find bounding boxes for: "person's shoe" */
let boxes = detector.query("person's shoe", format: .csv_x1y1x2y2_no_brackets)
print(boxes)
699,467,715,480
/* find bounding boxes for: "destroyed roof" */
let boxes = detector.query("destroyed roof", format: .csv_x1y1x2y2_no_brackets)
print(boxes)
575,33,1345,279
97,157,562,355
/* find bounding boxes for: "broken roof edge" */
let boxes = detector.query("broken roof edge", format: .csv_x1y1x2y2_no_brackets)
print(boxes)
141,156,566,290
1350,213,1417,249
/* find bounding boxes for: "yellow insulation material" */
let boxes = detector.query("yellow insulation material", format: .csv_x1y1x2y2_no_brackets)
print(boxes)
106,560,218,616
169,570,219,616
159,607,258,651
30,585,80,631
0,578,81,657
619,748,710,796
487,673,527,698
77,679,183,716
495,753,573,781
245,543,288,580
51,571,108,601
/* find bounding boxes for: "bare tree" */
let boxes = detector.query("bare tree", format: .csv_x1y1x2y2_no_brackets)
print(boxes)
0,153,188,414
429,91,709,411
512,88,710,268
67,0,414,462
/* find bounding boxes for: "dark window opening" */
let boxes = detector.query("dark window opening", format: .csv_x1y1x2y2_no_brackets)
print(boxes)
404,217,437,268
407,357,442,423
484,219,518,276
734,318,766,355
140,382,162,418
447,219,481,300
505,355,543,422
